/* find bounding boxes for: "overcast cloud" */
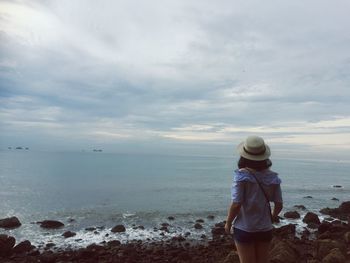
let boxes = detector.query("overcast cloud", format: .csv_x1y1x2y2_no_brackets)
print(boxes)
1,0,350,159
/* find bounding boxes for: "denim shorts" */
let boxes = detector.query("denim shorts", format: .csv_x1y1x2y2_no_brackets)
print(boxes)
233,227,273,243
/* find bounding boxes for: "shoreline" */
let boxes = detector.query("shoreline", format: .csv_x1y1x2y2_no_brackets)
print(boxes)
1,201,350,262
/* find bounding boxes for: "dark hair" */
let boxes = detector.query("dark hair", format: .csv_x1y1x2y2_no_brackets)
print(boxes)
238,157,272,171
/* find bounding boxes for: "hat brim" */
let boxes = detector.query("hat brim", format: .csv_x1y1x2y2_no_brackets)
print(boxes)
237,141,271,161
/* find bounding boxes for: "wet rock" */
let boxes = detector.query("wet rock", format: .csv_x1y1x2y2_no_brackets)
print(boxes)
161,223,169,227
207,215,215,220
200,234,207,239
167,216,175,221
332,185,342,188
331,198,339,201
322,248,346,263
107,240,121,246
194,223,203,229
211,222,225,236
0,234,16,256
303,212,321,225
339,201,350,213
85,227,96,231
67,218,75,223
13,240,32,254
62,231,76,238
39,220,64,229
45,243,55,249
320,201,350,220
111,224,126,233
196,219,205,223
304,196,313,199
307,223,319,229
0,217,21,229
284,211,300,219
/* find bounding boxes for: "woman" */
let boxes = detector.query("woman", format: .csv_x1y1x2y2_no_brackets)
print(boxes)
225,136,283,263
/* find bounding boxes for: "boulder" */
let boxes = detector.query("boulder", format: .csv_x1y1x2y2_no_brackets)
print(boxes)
38,220,64,229
167,216,175,221
0,217,21,229
222,250,239,263
339,201,350,213
270,238,299,263
62,231,76,238
207,215,215,220
322,248,346,263
284,211,300,219
196,219,205,223
12,240,32,254
315,239,346,259
111,224,126,233
303,212,320,225
0,234,16,256
320,201,350,220
194,223,203,229
273,224,296,239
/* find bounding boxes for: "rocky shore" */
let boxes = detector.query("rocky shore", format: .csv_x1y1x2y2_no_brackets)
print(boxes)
1,201,350,263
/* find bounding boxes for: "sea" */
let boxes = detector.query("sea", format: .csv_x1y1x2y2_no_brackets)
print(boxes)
1,150,349,249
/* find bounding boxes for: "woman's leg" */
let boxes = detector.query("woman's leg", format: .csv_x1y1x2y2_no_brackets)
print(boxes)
254,241,271,263
235,241,256,263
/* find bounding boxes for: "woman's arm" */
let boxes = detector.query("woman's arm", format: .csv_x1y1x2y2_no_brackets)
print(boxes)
225,202,241,234
272,202,283,222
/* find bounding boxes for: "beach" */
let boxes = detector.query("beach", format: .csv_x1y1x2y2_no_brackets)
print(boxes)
1,201,350,262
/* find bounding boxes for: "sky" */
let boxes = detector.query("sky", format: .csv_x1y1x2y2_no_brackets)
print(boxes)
0,0,350,159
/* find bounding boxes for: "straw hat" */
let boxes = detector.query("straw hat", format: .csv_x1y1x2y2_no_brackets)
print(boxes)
237,136,271,161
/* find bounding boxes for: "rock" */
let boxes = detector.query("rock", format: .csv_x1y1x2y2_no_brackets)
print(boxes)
207,215,215,220
320,201,350,220
13,240,32,254
194,223,203,229
111,224,126,233
45,242,55,249
331,198,339,201
339,201,350,213
332,185,342,188
284,211,300,219
344,232,350,243
107,240,121,246
316,239,346,259
0,217,22,229
167,216,175,221
62,231,76,238
294,205,306,210
322,248,346,263
270,238,299,263
273,224,296,239
161,223,169,227
222,250,239,263
318,222,332,234
196,219,205,223
303,212,320,225
0,234,16,256
307,223,319,229
304,196,313,199
39,220,64,229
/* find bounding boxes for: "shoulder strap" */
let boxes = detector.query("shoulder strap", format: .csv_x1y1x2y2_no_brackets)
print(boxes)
249,171,273,223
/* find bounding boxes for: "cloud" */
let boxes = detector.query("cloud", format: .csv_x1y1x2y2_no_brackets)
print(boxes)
1,0,350,157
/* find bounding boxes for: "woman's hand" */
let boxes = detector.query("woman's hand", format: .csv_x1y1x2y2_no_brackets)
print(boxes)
225,221,232,234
